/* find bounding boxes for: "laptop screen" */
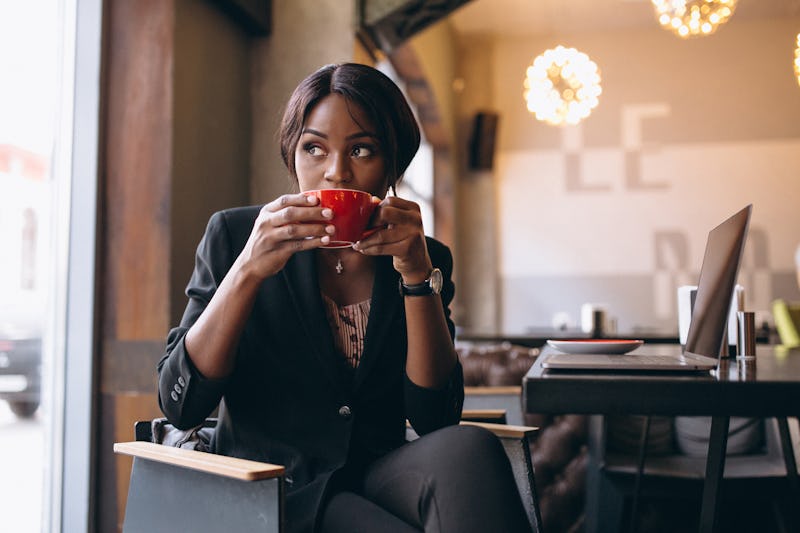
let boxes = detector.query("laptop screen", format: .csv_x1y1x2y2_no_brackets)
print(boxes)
683,205,752,359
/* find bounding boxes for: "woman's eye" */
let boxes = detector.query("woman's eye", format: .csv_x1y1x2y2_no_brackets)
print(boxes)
303,143,324,156
351,145,375,158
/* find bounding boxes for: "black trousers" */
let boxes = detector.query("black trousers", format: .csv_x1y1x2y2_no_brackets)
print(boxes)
319,424,532,533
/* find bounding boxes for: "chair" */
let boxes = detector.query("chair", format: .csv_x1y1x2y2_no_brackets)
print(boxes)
115,414,543,533
586,414,799,532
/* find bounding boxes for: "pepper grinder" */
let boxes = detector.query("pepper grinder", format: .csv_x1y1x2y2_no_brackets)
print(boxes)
736,311,756,360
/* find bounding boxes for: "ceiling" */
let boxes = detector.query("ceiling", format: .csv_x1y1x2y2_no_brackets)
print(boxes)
448,0,800,36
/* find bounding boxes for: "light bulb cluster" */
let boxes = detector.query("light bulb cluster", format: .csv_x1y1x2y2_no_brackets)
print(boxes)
651,0,737,39
522,46,602,126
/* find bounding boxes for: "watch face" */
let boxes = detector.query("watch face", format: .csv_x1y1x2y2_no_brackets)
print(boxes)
429,268,443,294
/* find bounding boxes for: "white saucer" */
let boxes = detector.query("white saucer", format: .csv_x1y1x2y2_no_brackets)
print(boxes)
546,339,644,355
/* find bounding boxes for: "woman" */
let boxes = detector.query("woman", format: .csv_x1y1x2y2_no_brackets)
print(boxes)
158,63,530,532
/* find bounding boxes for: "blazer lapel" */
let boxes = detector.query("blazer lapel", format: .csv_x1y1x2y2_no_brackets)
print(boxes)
353,255,402,392
281,251,348,394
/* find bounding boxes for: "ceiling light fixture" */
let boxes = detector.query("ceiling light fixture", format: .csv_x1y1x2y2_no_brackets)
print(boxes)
522,45,602,126
651,0,738,39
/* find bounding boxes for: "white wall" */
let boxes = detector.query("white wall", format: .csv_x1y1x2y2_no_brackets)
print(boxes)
467,15,800,334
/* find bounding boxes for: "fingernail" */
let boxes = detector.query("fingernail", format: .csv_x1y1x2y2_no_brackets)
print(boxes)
322,208,333,218
321,235,330,244
352,242,360,250
326,225,335,234
307,195,317,204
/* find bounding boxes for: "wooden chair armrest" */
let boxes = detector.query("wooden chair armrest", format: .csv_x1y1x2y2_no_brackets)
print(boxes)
407,410,513,428
462,409,507,422
114,441,284,481
464,386,521,396
460,421,539,439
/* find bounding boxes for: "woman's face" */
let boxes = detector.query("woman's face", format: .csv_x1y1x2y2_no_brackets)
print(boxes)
294,94,388,197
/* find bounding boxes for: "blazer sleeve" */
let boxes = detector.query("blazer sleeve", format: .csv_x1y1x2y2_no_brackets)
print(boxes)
157,211,236,429
404,238,464,435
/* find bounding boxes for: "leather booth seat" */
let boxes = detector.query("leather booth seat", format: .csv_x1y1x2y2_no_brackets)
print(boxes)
458,342,588,533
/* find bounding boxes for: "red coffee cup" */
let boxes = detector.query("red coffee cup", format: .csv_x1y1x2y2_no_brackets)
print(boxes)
305,189,378,248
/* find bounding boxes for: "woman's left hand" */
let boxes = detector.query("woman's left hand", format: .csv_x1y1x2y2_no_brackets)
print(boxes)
353,196,432,280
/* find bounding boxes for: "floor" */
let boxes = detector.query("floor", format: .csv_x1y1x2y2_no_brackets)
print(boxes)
632,498,789,533
0,401,44,532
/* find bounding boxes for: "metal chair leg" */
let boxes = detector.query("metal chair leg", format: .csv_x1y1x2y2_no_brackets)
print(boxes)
629,415,652,533
698,416,730,533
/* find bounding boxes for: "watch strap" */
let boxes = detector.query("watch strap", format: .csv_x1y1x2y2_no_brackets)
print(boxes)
399,268,442,297
399,277,434,296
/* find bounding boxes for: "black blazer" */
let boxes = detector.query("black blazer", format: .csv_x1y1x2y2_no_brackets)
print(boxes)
158,205,464,533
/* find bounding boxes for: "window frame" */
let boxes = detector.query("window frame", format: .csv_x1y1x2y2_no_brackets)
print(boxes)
47,0,103,531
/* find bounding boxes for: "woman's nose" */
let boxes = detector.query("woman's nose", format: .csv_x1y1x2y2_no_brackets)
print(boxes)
324,153,352,184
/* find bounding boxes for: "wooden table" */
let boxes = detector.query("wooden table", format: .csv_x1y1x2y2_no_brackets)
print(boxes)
522,344,800,532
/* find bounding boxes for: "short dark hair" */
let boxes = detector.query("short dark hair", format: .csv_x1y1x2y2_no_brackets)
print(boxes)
279,63,421,189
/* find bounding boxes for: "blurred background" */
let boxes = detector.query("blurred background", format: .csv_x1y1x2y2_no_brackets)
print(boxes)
1,0,799,531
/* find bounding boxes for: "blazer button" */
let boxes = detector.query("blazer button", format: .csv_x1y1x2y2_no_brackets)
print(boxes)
177,376,186,387
173,383,182,394
338,405,352,419
170,391,179,402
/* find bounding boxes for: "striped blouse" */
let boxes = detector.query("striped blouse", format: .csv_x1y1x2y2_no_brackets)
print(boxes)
321,293,370,368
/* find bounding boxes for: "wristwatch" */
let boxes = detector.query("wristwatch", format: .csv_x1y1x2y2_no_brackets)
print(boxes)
399,268,443,297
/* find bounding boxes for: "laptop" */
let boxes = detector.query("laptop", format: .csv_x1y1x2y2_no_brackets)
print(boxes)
542,204,752,372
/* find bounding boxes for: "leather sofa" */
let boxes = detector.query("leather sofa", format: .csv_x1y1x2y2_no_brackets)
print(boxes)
458,342,588,533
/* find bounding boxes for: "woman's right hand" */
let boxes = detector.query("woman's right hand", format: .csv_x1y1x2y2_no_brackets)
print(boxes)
237,193,334,280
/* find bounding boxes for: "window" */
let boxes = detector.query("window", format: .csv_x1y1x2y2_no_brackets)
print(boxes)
376,60,435,235
0,1,101,531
